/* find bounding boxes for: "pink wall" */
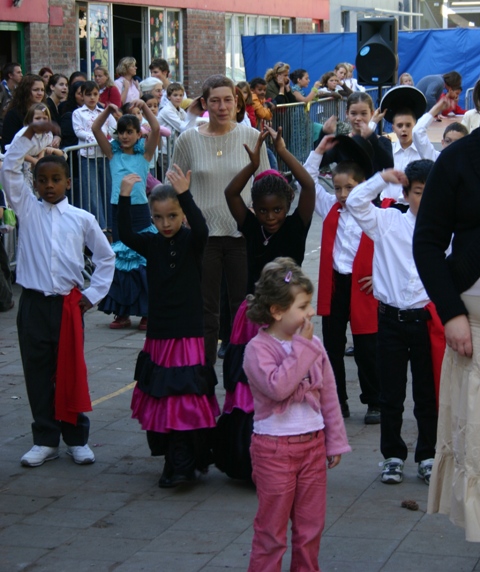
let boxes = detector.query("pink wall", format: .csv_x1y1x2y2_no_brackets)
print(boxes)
0,0,48,23
90,0,328,21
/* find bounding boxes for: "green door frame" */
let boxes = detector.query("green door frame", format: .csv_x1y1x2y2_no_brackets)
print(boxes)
0,22,25,70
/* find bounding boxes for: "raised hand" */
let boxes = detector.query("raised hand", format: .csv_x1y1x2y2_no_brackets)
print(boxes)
120,173,142,196
243,130,268,171
167,164,191,194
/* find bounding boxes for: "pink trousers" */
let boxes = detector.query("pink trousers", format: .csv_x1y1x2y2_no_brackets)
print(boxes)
248,431,327,572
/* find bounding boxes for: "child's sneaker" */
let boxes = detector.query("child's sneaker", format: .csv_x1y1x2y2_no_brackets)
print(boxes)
417,458,434,485
380,457,404,484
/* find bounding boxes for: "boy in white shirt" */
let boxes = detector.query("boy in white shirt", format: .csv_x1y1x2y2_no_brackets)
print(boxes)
413,98,468,161
157,82,196,138
346,159,442,485
304,134,381,423
0,122,114,467
72,81,116,230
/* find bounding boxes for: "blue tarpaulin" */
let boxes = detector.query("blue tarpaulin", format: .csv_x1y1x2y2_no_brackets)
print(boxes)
242,28,480,107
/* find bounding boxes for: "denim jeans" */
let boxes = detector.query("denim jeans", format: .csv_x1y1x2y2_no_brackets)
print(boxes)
80,156,112,230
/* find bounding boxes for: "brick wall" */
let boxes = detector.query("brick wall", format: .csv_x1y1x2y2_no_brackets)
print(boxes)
182,9,226,98
25,0,77,75
294,18,314,34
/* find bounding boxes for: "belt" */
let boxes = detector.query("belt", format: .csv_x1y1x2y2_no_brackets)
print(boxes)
258,430,321,444
379,302,431,323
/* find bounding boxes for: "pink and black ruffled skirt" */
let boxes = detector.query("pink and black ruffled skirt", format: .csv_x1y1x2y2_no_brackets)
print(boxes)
131,336,220,435
214,300,259,480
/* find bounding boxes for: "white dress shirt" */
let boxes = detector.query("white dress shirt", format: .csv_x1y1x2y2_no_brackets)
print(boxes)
304,150,362,274
0,136,115,305
346,172,430,309
72,105,116,157
380,140,422,202
412,113,439,161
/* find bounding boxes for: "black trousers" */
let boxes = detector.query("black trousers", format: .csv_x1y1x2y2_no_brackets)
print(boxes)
377,312,438,462
322,272,380,407
17,289,90,447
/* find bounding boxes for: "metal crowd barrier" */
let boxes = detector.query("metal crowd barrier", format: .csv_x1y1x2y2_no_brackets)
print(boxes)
63,136,176,230
269,97,350,172
465,87,474,111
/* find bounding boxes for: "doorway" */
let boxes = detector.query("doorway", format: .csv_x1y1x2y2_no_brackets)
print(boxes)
112,5,145,79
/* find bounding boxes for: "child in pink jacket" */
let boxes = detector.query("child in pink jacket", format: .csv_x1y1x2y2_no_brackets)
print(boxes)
243,257,350,572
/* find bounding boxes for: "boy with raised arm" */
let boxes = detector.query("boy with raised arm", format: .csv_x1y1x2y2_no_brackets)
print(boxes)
0,122,114,467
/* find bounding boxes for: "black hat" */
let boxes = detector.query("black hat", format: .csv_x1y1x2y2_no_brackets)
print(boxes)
380,86,427,123
323,134,374,179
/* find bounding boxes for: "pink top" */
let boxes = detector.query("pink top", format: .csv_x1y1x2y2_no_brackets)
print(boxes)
244,328,351,456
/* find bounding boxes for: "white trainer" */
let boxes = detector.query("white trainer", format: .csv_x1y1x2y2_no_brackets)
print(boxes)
66,444,95,465
21,445,59,467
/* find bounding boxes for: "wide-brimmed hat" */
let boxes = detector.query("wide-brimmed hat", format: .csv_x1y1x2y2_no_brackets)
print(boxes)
381,86,427,123
322,134,374,179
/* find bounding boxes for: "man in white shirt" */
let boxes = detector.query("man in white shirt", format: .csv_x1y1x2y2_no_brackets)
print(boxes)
0,122,115,468
346,159,440,487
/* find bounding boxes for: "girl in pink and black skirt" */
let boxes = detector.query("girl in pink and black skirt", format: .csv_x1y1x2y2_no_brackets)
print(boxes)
118,167,219,488
215,126,315,480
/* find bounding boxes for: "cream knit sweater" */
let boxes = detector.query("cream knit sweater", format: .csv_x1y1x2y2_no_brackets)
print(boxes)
171,123,270,237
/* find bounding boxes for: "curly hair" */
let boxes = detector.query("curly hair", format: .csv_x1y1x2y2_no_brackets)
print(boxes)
251,173,294,209
246,257,313,325
265,62,290,84
7,74,45,116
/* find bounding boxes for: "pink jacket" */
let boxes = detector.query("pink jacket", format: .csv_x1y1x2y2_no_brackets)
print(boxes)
244,329,351,457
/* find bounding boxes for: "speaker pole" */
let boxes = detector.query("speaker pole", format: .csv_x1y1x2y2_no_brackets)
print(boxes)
377,85,383,135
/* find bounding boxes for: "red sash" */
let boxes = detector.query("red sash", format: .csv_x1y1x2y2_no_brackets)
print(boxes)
55,288,92,424
317,202,378,334
426,302,446,408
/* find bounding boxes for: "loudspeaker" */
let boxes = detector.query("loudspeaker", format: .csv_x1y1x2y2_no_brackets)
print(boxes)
356,17,398,86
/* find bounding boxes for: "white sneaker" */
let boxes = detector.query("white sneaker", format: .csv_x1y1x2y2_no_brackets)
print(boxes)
21,445,59,467
418,458,434,485
380,457,404,484
66,444,95,465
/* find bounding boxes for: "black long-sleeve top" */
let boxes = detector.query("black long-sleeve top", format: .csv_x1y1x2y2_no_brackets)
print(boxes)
413,127,480,324
118,191,208,339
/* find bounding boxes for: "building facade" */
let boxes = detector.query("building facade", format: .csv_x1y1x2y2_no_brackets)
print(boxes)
0,0,328,97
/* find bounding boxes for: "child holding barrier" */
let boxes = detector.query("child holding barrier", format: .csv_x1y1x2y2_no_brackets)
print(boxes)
118,167,219,487
244,257,350,572
215,126,315,480
92,99,159,330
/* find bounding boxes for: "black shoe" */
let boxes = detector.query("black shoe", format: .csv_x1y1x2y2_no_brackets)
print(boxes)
158,461,176,488
217,341,229,360
341,402,350,418
364,407,381,425
344,346,355,357
170,471,197,486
